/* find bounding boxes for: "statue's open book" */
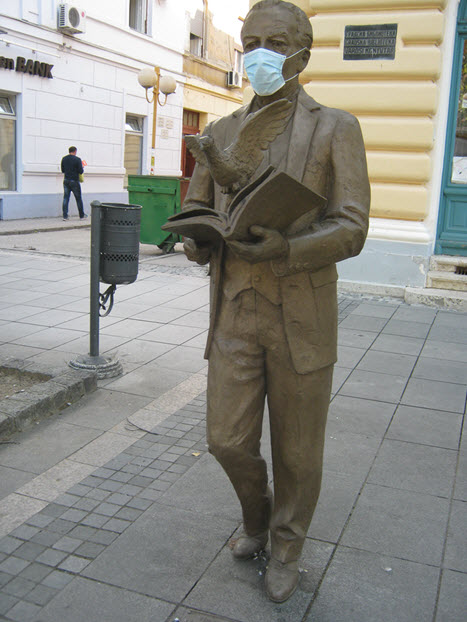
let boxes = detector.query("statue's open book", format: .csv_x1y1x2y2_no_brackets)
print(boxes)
162,166,326,243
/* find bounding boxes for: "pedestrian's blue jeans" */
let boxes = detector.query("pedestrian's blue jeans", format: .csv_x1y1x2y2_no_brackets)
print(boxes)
62,179,84,218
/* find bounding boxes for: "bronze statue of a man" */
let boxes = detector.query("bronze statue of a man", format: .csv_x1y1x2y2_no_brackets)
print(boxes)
183,0,370,603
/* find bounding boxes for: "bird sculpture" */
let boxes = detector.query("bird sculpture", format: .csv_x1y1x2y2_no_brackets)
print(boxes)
184,98,293,194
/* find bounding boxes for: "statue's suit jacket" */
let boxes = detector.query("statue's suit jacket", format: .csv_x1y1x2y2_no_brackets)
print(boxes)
184,87,371,375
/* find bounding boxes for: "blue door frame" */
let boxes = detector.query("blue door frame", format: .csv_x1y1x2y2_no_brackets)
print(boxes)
436,0,467,256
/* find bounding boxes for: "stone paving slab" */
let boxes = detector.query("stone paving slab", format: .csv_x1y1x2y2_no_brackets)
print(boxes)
443,500,467,573
158,453,239,521
83,502,237,602
0,467,36,500
368,439,457,497
307,547,440,622
386,404,463,450
0,422,101,476
306,470,362,544
436,569,467,622
341,484,449,565
35,577,175,622
184,539,335,622
326,394,396,438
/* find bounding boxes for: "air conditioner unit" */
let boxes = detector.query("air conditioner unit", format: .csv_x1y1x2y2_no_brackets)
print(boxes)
58,4,86,34
227,70,242,88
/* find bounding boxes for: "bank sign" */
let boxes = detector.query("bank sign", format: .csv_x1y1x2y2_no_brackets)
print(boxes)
0,55,53,78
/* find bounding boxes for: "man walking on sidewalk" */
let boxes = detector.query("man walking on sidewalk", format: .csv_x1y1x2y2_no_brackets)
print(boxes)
60,146,87,220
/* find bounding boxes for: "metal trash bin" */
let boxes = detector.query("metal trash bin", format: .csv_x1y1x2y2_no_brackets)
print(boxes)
127,175,181,253
99,203,142,285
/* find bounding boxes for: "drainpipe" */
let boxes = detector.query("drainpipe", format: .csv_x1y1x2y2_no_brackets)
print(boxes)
203,0,209,59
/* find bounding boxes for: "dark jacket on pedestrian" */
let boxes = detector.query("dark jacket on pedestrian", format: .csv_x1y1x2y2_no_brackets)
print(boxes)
61,154,83,181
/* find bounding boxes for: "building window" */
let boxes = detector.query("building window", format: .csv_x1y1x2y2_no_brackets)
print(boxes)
129,0,148,34
124,115,144,186
189,9,204,56
234,49,244,75
190,34,203,56
183,110,200,133
0,93,16,191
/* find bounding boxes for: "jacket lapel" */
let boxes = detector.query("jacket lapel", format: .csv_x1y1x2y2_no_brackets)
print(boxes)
286,88,321,182
228,103,251,144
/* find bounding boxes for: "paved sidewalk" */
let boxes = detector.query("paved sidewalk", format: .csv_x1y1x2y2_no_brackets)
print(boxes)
0,247,465,622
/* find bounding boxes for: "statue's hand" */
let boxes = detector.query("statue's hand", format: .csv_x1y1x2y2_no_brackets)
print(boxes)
228,226,289,264
184,238,212,265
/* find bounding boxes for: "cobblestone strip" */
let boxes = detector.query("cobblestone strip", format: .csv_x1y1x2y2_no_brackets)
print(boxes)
0,394,207,621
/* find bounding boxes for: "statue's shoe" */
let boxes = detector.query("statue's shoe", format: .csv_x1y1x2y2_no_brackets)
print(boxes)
265,558,300,603
232,530,268,560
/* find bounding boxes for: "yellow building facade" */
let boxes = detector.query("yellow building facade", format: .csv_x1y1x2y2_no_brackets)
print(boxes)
249,0,467,296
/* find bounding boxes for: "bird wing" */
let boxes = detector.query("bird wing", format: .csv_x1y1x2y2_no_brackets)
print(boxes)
185,135,209,168
227,98,294,171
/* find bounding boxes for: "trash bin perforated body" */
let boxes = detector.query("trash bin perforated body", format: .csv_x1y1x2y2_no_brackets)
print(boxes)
99,203,142,285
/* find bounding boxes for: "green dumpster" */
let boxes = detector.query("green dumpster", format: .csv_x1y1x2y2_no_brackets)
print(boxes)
127,175,181,253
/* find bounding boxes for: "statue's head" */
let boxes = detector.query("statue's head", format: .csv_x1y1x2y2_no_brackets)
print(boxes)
241,0,312,98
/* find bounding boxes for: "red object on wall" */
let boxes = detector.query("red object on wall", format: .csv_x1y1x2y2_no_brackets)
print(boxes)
180,109,201,207
181,110,200,176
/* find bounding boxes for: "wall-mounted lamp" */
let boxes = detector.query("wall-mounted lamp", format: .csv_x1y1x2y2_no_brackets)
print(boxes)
137,67,177,174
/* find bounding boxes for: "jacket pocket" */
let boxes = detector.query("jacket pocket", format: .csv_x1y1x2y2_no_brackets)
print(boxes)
309,263,338,289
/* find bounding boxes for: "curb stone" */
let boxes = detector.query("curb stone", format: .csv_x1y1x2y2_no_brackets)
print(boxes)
0,224,91,236
0,358,97,441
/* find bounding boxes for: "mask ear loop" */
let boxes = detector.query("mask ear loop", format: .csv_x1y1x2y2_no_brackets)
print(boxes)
284,72,299,84
282,48,308,84
286,47,308,60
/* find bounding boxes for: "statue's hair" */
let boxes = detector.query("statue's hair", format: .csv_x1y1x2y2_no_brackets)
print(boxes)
242,0,313,50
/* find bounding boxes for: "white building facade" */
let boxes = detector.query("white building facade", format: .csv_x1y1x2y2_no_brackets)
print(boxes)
0,0,187,220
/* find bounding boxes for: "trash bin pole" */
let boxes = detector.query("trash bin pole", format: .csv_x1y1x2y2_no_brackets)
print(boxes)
90,202,101,358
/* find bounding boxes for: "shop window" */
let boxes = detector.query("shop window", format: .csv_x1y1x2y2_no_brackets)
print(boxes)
0,93,16,191
124,115,144,186
129,0,148,34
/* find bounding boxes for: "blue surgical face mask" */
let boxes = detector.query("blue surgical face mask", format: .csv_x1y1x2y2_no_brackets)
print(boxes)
243,47,306,96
